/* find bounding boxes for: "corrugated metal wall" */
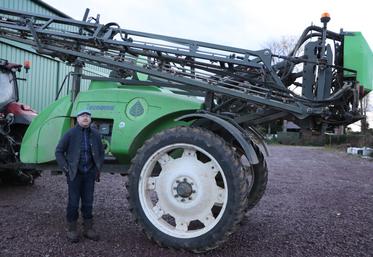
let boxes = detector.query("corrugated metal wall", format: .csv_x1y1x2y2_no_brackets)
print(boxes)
0,41,58,111
0,0,110,111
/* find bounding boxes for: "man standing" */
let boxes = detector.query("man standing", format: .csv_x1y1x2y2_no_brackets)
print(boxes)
55,110,104,243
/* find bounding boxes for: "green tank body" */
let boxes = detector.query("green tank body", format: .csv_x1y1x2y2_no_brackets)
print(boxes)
20,81,203,164
343,32,373,92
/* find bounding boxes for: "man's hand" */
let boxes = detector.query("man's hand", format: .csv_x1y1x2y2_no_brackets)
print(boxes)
63,167,69,175
95,171,100,182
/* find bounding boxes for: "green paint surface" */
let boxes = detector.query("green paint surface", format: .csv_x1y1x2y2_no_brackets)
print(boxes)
21,81,203,164
344,32,373,91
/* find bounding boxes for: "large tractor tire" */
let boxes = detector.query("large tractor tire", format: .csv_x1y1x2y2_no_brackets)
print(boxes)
244,148,268,210
127,126,249,252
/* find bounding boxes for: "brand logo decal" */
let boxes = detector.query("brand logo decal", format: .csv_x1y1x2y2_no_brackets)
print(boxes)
87,105,115,111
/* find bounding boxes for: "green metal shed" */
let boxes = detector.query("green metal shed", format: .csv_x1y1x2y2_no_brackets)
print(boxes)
0,0,109,112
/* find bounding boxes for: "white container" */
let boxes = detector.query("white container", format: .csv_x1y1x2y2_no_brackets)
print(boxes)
362,147,373,156
347,147,373,156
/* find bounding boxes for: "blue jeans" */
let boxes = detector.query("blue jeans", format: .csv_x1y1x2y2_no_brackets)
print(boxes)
66,170,96,223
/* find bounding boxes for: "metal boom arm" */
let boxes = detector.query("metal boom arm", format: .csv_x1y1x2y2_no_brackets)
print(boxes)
0,8,363,130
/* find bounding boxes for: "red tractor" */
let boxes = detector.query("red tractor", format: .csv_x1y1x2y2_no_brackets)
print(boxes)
0,58,38,185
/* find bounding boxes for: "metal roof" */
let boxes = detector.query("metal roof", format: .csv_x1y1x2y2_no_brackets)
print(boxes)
30,0,70,18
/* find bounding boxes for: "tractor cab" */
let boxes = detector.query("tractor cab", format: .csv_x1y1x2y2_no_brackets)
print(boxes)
0,59,21,111
0,59,35,124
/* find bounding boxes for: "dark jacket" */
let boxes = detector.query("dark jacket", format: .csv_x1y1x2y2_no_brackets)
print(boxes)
55,125,105,181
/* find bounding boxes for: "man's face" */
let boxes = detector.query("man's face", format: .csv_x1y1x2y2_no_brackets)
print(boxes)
77,114,91,128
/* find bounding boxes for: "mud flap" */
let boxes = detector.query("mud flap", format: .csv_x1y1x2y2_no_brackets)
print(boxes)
176,112,267,165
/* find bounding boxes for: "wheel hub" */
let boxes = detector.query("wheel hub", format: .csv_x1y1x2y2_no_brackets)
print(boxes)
176,181,193,198
172,177,196,202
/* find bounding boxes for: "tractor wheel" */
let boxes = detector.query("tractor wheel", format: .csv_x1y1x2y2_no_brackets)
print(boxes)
127,126,249,252
235,144,268,211
244,148,268,210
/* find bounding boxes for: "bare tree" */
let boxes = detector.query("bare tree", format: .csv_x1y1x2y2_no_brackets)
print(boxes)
262,35,298,65
262,36,299,134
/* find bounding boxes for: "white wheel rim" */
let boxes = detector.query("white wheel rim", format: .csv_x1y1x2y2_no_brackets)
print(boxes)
138,143,228,238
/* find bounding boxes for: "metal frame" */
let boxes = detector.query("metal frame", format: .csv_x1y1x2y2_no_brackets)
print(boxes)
0,7,363,128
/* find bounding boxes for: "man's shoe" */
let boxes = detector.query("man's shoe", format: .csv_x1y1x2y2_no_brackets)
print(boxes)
83,219,99,241
67,221,79,243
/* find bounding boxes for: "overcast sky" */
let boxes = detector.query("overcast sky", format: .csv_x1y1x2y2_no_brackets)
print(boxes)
44,0,372,51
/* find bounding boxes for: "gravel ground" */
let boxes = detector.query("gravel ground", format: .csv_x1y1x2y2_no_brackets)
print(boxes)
1,145,372,257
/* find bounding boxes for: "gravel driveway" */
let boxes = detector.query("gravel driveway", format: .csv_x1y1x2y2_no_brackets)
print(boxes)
1,145,372,257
